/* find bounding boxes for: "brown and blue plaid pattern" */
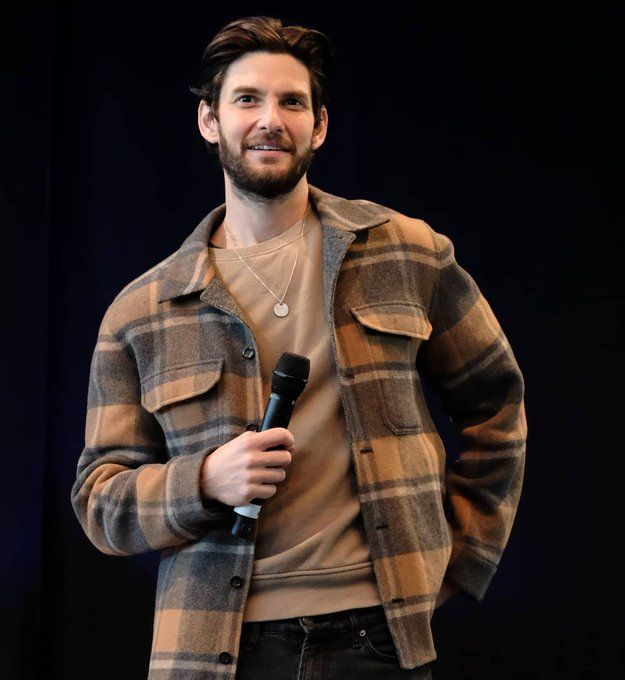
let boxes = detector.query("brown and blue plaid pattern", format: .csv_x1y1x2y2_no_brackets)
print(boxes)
71,184,526,677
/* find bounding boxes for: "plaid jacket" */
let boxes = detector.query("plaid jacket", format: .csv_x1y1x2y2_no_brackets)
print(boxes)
71,183,527,677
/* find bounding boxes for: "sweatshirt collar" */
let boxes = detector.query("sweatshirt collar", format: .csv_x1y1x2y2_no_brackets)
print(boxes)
157,183,391,303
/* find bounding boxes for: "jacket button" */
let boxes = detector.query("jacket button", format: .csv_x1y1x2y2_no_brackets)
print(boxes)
245,422,259,431
218,652,232,664
230,575,243,588
242,346,255,359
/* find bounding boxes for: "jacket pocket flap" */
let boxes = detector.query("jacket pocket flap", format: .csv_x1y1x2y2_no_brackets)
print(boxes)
141,359,223,413
350,301,432,340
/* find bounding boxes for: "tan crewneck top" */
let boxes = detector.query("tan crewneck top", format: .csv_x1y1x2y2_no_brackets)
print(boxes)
207,200,382,621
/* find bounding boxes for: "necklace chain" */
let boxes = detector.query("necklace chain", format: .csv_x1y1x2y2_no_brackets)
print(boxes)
221,204,308,314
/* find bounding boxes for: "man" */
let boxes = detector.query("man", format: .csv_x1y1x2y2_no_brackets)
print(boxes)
71,16,527,680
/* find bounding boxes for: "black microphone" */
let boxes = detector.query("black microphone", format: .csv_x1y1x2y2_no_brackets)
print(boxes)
231,352,310,539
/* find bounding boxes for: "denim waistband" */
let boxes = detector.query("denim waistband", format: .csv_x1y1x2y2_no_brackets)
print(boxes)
241,603,387,636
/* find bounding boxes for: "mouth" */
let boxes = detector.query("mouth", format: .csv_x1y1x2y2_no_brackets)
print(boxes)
247,145,289,155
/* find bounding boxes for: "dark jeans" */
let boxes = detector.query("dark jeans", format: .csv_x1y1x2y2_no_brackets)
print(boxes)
234,603,433,679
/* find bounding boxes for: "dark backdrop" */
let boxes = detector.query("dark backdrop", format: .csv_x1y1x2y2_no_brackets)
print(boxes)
2,2,622,678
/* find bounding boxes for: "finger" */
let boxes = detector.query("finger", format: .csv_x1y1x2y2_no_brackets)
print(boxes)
250,465,286,484
253,483,277,500
257,446,292,470
263,467,287,483
254,427,295,451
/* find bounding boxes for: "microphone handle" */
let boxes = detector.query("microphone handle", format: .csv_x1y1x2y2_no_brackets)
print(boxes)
231,394,295,539
259,392,295,431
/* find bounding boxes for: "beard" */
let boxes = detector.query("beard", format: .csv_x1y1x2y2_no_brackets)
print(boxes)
216,131,316,201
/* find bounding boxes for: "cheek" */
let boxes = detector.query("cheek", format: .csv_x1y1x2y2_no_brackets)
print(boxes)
292,131,312,151
219,122,244,144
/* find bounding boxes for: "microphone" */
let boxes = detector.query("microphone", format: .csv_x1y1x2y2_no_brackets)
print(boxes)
231,352,310,539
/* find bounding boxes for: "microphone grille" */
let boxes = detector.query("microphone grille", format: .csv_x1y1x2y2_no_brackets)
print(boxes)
271,352,310,398
276,352,310,380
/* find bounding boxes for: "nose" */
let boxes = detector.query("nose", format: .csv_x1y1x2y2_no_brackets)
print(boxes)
257,100,285,133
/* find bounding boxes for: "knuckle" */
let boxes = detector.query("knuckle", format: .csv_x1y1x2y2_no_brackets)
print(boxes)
243,430,256,443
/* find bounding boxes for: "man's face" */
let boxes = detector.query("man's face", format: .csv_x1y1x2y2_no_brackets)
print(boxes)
199,51,328,200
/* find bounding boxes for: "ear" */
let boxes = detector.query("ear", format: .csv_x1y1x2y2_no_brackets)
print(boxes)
198,100,220,145
311,105,329,151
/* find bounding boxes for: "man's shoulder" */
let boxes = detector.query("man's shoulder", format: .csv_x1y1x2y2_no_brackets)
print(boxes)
379,204,441,253
99,250,178,336
315,186,446,253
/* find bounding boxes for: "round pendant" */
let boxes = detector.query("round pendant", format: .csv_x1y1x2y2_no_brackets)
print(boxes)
274,302,289,317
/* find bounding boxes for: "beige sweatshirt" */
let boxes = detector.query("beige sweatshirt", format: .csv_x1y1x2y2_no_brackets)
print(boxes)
207,201,382,621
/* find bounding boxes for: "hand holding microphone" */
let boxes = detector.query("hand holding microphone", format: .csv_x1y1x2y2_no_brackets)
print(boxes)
199,352,310,539
199,427,295,506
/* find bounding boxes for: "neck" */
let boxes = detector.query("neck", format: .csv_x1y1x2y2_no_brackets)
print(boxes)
213,177,310,248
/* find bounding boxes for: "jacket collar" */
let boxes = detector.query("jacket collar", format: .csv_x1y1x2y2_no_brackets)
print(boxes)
157,183,392,303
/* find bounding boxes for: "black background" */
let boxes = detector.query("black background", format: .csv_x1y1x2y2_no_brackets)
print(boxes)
2,1,622,678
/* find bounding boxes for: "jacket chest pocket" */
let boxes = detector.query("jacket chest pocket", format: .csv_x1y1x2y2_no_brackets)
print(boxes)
140,359,223,452
350,301,432,435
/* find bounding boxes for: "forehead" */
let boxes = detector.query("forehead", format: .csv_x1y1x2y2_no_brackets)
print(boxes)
221,51,312,97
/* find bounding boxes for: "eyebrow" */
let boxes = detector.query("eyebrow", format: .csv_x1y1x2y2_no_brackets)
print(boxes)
230,86,310,103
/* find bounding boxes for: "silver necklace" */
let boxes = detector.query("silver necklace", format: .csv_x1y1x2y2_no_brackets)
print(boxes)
221,205,308,317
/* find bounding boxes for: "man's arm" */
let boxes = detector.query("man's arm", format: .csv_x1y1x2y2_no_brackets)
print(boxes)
418,228,527,602
70,304,231,556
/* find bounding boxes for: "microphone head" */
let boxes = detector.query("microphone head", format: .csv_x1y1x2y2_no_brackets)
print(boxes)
271,352,310,399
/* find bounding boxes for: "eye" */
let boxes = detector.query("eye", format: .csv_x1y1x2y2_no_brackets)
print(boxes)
236,95,256,103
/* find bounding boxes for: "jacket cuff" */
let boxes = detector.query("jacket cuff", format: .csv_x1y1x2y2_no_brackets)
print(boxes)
165,448,232,535
444,543,498,602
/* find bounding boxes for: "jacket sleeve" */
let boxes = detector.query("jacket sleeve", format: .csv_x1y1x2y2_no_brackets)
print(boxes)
417,228,527,602
70,303,232,556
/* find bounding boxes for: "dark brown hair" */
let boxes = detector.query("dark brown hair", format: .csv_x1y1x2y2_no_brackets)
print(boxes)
189,16,334,153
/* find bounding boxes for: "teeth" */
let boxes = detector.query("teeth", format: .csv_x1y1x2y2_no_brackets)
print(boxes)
250,146,283,150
